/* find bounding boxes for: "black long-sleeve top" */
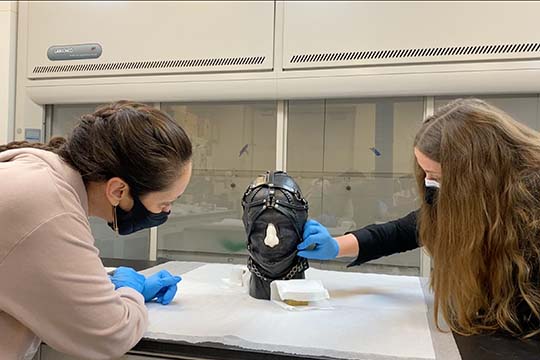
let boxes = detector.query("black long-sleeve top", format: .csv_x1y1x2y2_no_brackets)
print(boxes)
348,210,419,267
347,210,540,333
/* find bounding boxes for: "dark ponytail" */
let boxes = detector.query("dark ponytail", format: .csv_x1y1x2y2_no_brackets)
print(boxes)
1,101,192,196
0,137,66,153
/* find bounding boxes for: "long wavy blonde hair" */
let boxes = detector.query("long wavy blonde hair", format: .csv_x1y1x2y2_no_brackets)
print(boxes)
415,98,540,337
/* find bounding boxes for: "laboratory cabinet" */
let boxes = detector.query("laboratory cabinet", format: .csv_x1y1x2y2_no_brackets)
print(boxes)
46,94,540,276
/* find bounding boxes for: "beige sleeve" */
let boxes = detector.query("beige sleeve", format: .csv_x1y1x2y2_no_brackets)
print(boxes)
0,212,148,360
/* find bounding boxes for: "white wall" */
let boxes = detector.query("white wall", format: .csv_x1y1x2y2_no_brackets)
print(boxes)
0,1,17,144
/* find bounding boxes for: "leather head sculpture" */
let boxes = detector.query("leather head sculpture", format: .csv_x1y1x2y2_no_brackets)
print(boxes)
242,171,309,299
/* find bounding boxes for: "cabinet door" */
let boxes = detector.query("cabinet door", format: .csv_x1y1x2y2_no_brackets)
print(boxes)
283,2,540,70
27,2,275,79
287,98,424,274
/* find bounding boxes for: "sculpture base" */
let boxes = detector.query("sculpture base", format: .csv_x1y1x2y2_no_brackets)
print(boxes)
248,271,306,300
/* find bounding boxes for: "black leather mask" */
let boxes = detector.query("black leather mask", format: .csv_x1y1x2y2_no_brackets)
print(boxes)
108,195,170,235
242,171,309,299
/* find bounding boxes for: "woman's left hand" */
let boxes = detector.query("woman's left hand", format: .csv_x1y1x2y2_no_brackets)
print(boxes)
142,270,182,305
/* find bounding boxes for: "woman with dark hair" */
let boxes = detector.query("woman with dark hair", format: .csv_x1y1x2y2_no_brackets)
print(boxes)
0,101,192,358
298,98,540,339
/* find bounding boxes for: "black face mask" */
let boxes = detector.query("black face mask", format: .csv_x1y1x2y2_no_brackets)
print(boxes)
424,178,440,206
424,187,438,205
108,195,170,235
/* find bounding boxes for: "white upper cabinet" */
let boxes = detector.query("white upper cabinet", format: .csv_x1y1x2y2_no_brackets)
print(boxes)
27,1,275,79
282,1,540,70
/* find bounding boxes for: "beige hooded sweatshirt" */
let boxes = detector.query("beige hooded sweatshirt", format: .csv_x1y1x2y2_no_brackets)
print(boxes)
0,148,148,359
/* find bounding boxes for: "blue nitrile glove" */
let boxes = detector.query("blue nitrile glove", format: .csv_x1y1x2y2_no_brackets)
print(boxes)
142,270,182,305
297,219,339,260
110,266,145,293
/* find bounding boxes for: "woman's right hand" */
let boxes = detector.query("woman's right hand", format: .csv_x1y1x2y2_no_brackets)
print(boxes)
110,266,145,293
297,219,340,260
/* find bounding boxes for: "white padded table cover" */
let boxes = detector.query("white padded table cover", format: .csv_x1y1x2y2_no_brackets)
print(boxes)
140,261,460,360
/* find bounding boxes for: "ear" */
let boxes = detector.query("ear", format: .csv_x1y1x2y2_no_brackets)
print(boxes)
105,177,129,206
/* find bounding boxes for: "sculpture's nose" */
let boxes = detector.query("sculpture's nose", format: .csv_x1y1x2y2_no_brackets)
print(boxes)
264,223,279,248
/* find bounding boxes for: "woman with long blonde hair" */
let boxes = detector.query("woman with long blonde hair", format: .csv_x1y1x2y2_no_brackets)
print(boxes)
298,98,540,338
